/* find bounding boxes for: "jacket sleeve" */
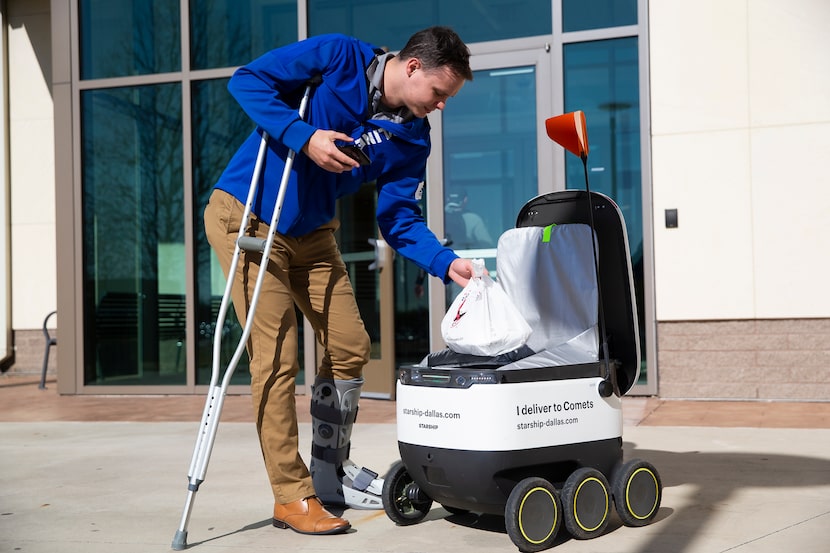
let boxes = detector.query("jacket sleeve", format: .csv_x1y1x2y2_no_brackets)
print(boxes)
376,169,458,284
227,34,362,153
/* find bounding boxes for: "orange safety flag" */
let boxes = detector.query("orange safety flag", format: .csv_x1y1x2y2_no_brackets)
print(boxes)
545,111,589,158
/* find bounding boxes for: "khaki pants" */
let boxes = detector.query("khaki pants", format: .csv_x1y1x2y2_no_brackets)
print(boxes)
204,189,370,504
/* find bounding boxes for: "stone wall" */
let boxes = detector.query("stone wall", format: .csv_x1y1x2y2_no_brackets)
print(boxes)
8,319,829,401
657,319,830,400
5,328,57,377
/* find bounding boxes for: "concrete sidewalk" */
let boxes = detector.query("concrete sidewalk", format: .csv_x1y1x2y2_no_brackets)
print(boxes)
2,417,829,553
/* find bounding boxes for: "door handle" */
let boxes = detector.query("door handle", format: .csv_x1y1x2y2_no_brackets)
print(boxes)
367,238,389,271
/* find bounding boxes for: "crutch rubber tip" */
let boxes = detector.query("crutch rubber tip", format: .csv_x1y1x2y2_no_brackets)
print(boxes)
171,530,188,550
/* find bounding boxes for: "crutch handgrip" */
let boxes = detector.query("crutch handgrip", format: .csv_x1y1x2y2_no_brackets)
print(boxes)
237,236,266,252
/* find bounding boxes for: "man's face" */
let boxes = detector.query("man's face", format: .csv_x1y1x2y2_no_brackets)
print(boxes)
404,60,466,118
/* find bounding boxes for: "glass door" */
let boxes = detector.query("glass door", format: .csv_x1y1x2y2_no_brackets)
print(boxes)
423,49,554,345
337,183,396,398
336,49,555,396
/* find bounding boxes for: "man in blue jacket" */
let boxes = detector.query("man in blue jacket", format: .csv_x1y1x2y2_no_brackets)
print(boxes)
204,26,475,535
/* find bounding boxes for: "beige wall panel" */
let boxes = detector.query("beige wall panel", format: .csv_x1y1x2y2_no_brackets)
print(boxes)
651,131,755,320
8,0,55,329
751,123,830,318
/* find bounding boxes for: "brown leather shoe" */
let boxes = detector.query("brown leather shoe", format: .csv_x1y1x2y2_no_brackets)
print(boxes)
272,496,351,535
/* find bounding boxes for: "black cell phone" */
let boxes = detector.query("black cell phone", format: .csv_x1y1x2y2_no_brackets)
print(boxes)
337,144,372,166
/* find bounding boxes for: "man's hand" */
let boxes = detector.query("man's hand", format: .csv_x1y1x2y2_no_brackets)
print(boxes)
302,130,360,172
447,258,487,288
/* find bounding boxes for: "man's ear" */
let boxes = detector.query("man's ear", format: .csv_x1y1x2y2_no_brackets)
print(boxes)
406,57,421,76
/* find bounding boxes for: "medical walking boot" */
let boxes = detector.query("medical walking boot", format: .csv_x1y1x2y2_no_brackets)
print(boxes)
309,377,383,509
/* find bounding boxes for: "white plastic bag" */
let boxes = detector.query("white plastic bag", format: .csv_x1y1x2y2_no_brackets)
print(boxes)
441,259,532,356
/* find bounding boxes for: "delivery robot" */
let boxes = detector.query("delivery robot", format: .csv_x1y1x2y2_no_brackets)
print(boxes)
381,112,662,552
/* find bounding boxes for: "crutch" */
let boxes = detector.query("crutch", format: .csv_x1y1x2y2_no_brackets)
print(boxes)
172,76,319,551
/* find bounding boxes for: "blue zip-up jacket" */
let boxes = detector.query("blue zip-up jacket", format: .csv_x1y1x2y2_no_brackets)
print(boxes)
214,34,458,282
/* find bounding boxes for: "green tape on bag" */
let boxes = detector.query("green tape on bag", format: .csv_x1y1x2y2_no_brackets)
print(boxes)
542,223,557,243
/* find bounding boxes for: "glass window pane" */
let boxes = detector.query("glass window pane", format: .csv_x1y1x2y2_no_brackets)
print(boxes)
562,0,637,32
442,65,539,299
308,0,551,51
563,39,640,249
81,84,184,385
79,0,180,79
190,0,298,70
191,78,253,385
563,37,646,378
191,78,307,386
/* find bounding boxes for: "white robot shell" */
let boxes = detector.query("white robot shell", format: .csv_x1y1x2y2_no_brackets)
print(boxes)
396,376,623,452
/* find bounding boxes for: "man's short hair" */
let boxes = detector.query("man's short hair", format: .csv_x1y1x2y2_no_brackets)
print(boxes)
399,26,473,81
